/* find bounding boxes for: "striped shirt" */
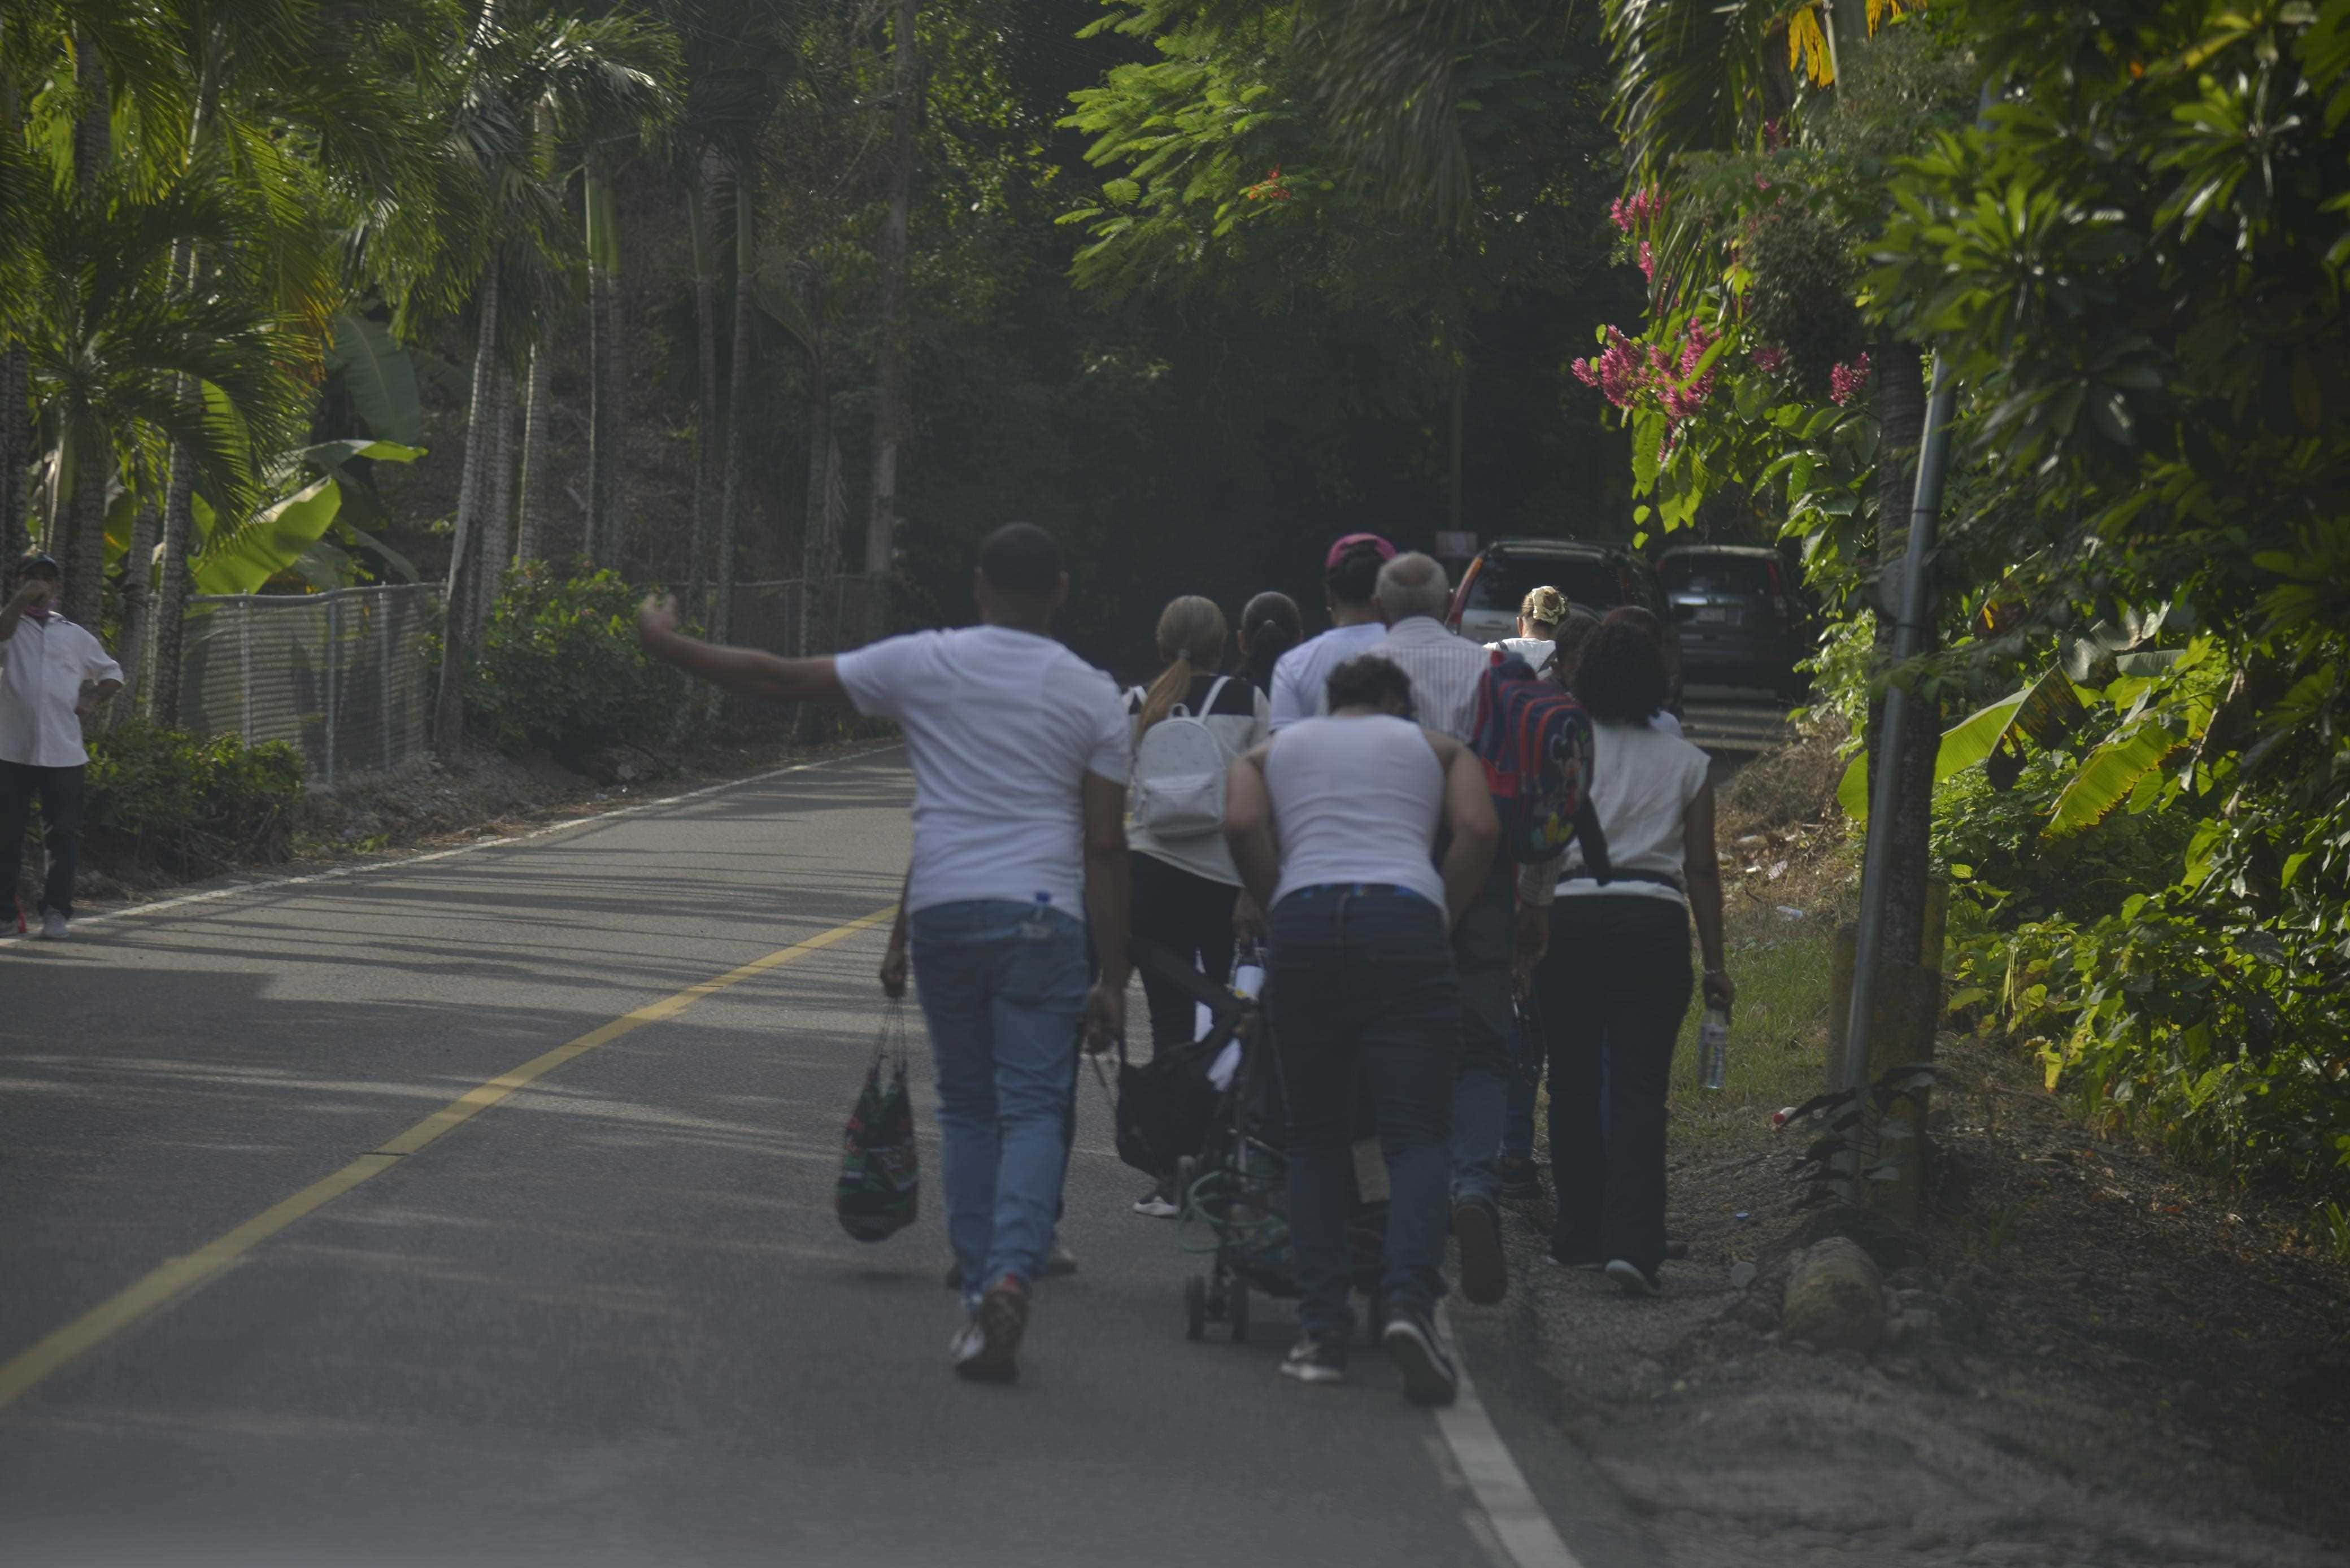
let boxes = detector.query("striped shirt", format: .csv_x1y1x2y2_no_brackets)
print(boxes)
1369,616,1490,741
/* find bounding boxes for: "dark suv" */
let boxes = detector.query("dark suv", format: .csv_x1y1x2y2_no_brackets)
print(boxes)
1658,544,1813,698
1443,537,1681,696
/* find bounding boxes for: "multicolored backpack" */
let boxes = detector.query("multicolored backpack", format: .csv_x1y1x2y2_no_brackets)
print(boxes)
1469,651,1597,864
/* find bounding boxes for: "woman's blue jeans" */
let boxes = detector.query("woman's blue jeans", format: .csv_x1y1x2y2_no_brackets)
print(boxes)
910,899,1088,1303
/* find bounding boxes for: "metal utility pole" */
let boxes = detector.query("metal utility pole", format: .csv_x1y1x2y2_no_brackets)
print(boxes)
863,0,920,644
1840,354,1958,1091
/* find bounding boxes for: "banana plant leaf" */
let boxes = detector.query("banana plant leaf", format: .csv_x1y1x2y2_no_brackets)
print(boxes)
193,476,342,595
1838,668,2092,820
326,312,424,447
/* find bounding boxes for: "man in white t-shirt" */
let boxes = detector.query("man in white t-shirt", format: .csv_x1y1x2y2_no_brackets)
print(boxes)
637,523,1131,1384
1,553,125,938
1267,533,1393,730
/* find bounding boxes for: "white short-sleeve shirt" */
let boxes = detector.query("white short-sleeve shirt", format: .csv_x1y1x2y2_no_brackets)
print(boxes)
835,625,1130,916
0,615,125,768
1267,622,1387,731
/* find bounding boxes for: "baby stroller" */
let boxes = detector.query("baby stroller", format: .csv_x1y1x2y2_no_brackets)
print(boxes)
1120,940,1392,1348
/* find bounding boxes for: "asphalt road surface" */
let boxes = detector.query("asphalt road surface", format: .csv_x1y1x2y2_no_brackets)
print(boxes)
0,747,1645,1568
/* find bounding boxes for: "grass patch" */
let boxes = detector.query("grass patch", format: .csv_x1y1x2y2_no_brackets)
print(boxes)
1667,913,1838,1150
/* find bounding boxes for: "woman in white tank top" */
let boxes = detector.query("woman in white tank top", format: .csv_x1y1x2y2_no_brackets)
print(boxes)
1521,612,1733,1299
1221,654,1498,1404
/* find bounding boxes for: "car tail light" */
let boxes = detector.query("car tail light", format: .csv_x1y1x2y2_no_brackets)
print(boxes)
1447,557,1481,630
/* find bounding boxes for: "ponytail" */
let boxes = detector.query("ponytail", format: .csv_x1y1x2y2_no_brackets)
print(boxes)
1136,595,1229,734
1240,590,1302,694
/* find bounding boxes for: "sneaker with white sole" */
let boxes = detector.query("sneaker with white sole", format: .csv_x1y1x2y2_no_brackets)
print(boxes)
1279,1332,1348,1386
1381,1305,1459,1407
1605,1257,1663,1297
1132,1188,1179,1219
1041,1240,1078,1277
952,1277,1028,1383
39,911,66,940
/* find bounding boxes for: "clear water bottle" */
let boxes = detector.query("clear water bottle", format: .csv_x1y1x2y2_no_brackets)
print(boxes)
1699,1008,1730,1092
1230,940,1267,1001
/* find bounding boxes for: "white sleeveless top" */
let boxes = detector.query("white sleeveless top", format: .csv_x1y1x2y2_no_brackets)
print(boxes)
1558,718,1711,904
1263,715,1447,908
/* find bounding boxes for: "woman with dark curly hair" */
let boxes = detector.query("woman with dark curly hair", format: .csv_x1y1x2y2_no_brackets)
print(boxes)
1524,608,1733,1295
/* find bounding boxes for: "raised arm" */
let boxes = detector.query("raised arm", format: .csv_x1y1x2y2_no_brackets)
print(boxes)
1682,783,1734,1017
636,593,850,705
1222,744,1282,914
1433,734,1500,930
1080,769,1132,1052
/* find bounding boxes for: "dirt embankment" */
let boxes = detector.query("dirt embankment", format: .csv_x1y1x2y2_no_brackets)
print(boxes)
1470,722,2350,1568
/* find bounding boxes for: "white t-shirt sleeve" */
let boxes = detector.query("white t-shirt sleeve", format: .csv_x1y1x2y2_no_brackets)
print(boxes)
1651,711,1685,738
1083,673,1132,783
81,630,124,685
1267,651,1305,731
833,633,925,721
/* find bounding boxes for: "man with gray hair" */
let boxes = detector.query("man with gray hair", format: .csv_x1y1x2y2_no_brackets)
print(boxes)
1365,551,1518,1309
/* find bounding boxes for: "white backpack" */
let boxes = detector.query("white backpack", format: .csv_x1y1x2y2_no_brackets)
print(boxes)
1131,676,1237,839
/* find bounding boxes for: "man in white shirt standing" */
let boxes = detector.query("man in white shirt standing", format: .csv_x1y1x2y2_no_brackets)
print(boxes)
1367,552,1518,1309
636,523,1130,1385
1267,533,1393,730
1,554,125,939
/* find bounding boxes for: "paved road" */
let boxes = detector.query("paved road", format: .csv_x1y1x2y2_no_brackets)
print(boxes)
0,748,1639,1568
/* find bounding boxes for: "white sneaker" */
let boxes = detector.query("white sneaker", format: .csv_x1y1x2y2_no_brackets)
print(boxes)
39,911,66,940
1133,1190,1179,1219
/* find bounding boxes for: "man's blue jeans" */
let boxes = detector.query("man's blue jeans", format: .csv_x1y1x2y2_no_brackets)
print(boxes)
1448,862,1515,1204
909,899,1088,1304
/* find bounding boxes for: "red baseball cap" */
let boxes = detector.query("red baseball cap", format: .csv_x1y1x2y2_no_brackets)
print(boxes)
1324,533,1398,573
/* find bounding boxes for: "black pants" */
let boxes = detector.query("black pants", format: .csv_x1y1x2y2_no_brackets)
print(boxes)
1268,885,1459,1331
1131,852,1239,1055
1,763,85,922
1533,895,1692,1274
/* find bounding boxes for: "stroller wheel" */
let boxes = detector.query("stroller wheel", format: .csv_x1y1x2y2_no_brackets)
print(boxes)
1185,1274,1208,1341
1229,1278,1250,1345
1174,1156,1198,1218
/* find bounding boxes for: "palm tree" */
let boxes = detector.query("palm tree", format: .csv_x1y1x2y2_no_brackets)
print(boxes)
417,2,676,752
141,0,447,725
19,172,297,643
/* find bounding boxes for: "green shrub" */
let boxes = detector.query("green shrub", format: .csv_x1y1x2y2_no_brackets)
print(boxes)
1931,749,2197,925
463,562,692,766
85,720,304,870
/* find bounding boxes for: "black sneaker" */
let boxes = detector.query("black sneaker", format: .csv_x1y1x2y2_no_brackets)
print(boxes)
1382,1305,1459,1407
1279,1332,1348,1386
1495,1156,1543,1201
1605,1258,1663,1297
953,1277,1029,1382
1452,1193,1508,1306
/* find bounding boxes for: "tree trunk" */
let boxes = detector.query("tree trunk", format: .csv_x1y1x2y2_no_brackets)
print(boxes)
0,348,27,561
863,0,920,645
147,434,198,725
689,147,722,621
433,272,501,753
1864,341,1940,975
61,416,108,632
115,502,159,717
515,342,553,564
473,363,518,638
585,163,620,569
58,29,110,631
713,166,755,649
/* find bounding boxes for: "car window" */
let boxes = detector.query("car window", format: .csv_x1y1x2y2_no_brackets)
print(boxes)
1468,554,1626,616
1661,554,1775,602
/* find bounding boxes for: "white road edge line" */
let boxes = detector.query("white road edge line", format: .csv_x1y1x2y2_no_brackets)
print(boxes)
0,741,902,949
1435,1303,1586,1568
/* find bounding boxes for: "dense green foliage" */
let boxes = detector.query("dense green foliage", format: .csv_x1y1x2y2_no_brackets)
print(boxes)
462,563,691,766
84,721,304,870
1551,0,2350,1194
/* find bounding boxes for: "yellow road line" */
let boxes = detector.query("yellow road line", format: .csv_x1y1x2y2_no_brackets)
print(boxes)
0,907,894,1412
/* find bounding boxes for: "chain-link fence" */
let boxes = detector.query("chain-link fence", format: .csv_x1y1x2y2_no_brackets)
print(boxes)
725,576,876,658
173,577,878,784
179,584,437,786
